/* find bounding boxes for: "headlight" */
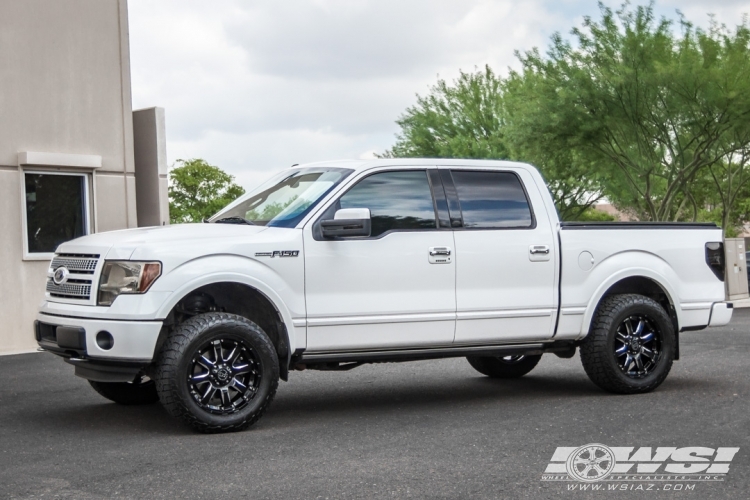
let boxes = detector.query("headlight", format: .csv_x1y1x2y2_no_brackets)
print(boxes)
98,261,162,306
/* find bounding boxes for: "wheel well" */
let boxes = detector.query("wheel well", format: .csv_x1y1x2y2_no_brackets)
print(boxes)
595,276,679,355
157,282,291,380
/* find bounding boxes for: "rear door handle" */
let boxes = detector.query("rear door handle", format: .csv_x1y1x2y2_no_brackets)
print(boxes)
530,245,549,255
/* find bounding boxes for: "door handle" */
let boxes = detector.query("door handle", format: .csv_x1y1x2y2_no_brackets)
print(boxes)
429,247,452,256
429,247,452,264
530,245,549,255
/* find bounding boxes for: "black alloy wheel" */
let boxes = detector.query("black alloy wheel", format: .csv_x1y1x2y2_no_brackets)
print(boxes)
613,314,661,378
188,338,261,414
580,293,675,394
155,312,279,433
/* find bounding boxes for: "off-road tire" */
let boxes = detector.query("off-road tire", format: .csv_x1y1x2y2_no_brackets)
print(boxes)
580,293,675,394
89,376,159,405
154,312,279,433
466,354,542,378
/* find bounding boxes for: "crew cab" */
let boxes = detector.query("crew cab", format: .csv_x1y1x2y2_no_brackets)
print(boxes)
35,159,733,432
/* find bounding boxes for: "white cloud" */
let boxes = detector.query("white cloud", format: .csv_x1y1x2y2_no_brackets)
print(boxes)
128,0,750,191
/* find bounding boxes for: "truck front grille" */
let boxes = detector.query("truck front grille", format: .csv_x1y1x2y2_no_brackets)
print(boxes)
47,253,100,300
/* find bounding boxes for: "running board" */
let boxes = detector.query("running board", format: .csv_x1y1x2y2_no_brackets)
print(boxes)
299,343,549,365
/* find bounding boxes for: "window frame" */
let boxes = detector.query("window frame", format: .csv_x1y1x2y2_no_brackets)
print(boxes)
445,168,537,231
20,169,91,260
312,168,442,241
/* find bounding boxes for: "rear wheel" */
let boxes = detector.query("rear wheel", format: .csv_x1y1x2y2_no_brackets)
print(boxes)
155,312,279,433
466,354,542,378
89,375,159,405
580,293,675,394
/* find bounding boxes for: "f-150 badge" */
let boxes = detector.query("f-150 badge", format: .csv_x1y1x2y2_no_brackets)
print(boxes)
255,250,300,258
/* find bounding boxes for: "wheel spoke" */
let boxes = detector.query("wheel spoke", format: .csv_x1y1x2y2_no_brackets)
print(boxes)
624,319,634,336
191,372,210,382
197,355,215,369
640,332,654,343
231,378,248,392
201,385,215,404
634,319,644,336
615,344,628,356
641,347,655,359
219,388,231,407
634,354,644,371
226,345,241,365
213,342,224,363
232,363,251,375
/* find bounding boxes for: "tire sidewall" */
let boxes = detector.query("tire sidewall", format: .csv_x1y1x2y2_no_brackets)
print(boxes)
174,317,279,428
603,298,674,389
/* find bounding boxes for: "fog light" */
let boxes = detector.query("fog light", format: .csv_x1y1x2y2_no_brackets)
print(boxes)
96,331,114,350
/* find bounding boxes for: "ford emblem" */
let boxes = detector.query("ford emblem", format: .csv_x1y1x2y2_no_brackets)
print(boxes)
53,267,70,286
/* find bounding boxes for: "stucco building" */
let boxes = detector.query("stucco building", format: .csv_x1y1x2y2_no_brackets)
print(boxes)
0,0,167,354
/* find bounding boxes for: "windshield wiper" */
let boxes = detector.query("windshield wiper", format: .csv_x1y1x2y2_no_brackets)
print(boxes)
214,216,256,225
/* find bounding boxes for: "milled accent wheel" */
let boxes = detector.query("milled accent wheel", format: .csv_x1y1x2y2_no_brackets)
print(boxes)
155,312,279,433
581,293,675,394
89,375,159,405
188,338,261,414
466,353,542,378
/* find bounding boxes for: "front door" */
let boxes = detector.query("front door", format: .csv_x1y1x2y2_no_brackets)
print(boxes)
303,169,456,351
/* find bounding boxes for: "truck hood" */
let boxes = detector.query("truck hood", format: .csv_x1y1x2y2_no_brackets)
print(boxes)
57,223,269,259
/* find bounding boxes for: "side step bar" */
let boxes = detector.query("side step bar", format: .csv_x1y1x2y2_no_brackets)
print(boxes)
299,342,567,365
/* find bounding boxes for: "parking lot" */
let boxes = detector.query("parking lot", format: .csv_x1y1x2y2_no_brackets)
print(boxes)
1,310,749,499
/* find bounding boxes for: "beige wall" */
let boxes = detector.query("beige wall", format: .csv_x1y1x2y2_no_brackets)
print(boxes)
0,0,136,354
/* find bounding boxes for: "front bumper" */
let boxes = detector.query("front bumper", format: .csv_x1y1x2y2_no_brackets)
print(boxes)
35,312,163,381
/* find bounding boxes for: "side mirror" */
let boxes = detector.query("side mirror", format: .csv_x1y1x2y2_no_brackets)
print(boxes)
321,208,371,238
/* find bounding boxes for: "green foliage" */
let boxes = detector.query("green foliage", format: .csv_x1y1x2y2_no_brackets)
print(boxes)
383,66,599,219
168,159,245,223
385,66,508,159
246,196,298,222
386,3,750,234
513,3,750,228
576,207,618,222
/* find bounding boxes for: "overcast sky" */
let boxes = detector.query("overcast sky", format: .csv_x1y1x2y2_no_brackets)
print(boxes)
128,0,750,189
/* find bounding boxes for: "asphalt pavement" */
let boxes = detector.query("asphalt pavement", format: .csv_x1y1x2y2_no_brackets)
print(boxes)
1,311,749,499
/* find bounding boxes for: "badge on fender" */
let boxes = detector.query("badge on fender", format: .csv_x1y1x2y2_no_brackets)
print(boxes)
255,250,300,258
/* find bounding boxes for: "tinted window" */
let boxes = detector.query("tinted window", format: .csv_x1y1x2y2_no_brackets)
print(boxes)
451,171,533,228
339,171,436,237
25,173,87,253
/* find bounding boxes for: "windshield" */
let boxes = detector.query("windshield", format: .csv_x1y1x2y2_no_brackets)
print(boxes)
210,167,353,228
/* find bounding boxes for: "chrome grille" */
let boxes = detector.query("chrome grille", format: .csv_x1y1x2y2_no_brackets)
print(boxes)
46,279,92,299
47,253,100,300
50,254,100,275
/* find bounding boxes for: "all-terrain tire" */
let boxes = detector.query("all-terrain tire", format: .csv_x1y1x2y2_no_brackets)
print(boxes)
466,354,542,378
154,312,279,433
89,376,159,405
580,293,675,394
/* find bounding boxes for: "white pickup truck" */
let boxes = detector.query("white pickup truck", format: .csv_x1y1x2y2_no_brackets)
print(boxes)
36,159,733,432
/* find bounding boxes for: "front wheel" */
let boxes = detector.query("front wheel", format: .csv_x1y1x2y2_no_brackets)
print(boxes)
580,293,675,394
155,313,279,433
466,354,542,378
89,375,159,405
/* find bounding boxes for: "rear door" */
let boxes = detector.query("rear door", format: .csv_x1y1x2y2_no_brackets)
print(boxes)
303,168,456,351
447,167,557,343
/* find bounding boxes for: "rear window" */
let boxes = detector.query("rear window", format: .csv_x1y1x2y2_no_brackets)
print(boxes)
451,170,533,229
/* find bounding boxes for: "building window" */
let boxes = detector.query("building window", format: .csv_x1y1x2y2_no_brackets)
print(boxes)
24,172,88,255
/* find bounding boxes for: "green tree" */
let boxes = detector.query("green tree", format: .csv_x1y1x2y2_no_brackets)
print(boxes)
168,159,245,223
385,66,508,159
384,66,603,219
513,3,750,223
